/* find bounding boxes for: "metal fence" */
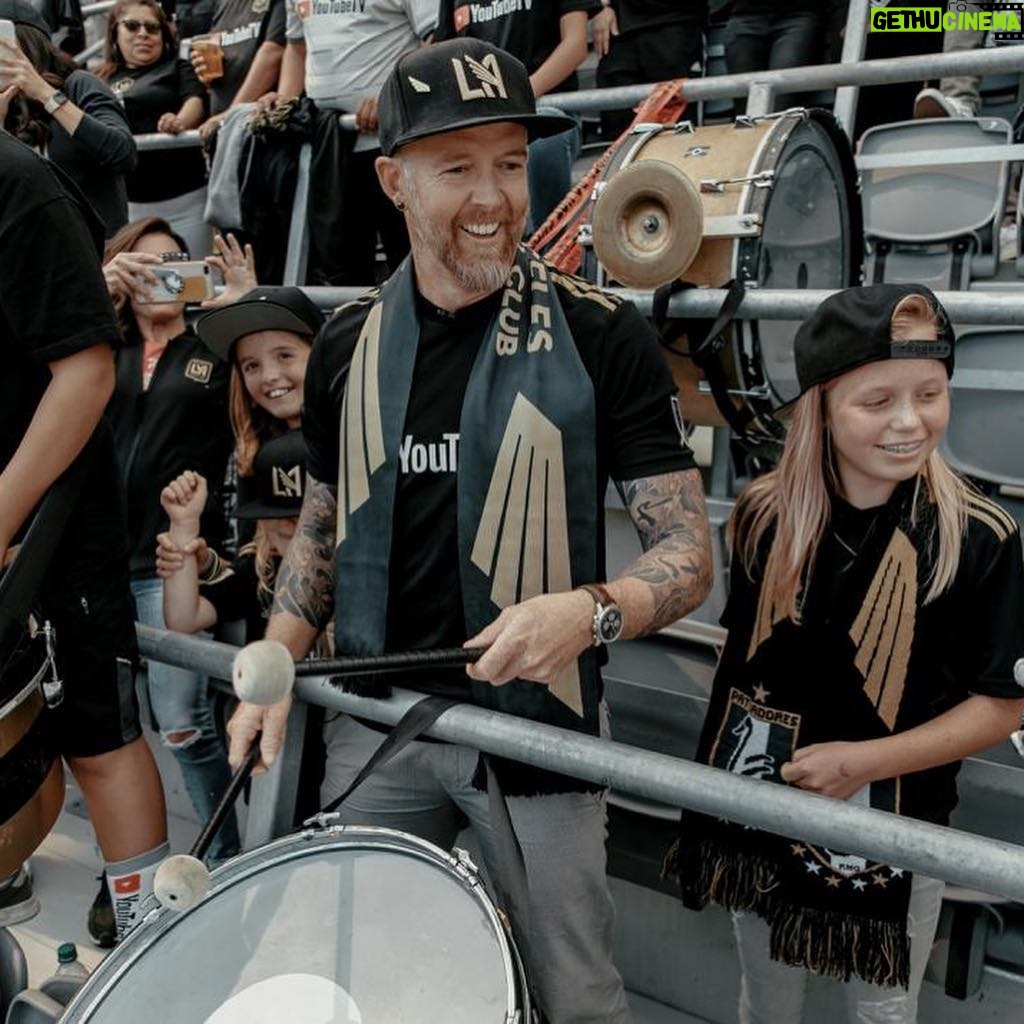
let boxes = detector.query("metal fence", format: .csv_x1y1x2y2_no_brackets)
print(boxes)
137,624,1024,903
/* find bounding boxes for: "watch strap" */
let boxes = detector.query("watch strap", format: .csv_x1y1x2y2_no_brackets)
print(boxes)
579,583,615,608
44,91,68,115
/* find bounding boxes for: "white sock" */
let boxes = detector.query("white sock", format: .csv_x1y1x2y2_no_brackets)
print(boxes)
105,841,170,940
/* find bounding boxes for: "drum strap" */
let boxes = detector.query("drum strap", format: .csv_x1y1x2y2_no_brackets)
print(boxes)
318,696,534,949
653,278,753,439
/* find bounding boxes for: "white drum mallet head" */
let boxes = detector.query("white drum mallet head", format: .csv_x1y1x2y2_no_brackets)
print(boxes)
233,639,295,705
154,854,211,911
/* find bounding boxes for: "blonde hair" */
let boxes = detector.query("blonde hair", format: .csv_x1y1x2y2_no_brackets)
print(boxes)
731,293,968,620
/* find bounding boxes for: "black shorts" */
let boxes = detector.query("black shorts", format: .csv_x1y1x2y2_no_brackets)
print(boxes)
40,561,143,759
36,434,144,759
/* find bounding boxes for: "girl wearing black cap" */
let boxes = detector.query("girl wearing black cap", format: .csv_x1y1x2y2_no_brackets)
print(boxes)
670,285,1024,1023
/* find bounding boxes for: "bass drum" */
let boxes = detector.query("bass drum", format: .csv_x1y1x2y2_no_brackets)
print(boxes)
588,109,863,431
61,826,531,1024
0,625,63,879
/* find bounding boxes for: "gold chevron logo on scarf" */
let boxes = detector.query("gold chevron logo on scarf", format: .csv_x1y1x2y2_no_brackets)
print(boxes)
849,529,916,731
336,303,386,545
470,392,583,716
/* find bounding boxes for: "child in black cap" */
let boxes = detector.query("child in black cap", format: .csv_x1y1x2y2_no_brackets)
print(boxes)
669,284,1024,1022
159,431,307,642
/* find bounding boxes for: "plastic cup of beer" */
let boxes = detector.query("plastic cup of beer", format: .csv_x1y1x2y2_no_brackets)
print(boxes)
191,36,223,83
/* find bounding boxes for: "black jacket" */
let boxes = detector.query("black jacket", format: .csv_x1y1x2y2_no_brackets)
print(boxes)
108,327,232,578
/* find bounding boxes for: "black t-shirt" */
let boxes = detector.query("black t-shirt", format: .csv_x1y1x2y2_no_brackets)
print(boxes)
720,488,1024,825
108,59,209,203
731,0,820,15
611,0,706,36
201,548,271,641
434,0,600,92
303,273,695,695
0,133,128,559
209,0,287,114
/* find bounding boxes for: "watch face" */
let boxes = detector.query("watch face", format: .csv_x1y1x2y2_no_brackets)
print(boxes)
598,605,623,644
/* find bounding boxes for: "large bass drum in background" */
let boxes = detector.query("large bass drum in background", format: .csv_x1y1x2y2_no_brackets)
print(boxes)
587,109,862,431
61,826,531,1024
0,625,63,879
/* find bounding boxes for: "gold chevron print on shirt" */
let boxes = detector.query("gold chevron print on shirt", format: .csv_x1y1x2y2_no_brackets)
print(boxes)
471,393,583,716
849,528,917,731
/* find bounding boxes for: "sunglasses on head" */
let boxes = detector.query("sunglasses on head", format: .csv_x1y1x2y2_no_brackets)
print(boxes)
119,18,161,34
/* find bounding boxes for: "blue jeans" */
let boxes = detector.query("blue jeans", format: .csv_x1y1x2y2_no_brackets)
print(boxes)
131,576,239,863
527,105,582,235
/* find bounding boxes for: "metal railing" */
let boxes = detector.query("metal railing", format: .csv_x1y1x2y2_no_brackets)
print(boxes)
137,624,1024,902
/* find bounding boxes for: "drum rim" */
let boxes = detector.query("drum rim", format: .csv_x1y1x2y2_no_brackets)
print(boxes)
61,825,525,1023
0,651,49,722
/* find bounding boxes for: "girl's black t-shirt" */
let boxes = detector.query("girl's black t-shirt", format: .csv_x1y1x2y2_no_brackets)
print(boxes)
108,58,209,202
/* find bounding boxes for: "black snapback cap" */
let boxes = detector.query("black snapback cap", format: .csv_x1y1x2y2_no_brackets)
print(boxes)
235,430,307,520
378,38,575,157
791,283,955,399
197,287,325,363
0,0,51,34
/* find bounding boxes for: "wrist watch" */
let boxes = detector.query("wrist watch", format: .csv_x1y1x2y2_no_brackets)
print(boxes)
578,583,624,647
44,91,69,115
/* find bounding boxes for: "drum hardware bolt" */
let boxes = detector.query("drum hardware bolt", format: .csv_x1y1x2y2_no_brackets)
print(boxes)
576,224,593,246
671,121,695,135
302,811,342,831
700,171,774,194
590,182,606,202
641,215,661,235
42,621,63,709
684,147,710,158
454,846,480,877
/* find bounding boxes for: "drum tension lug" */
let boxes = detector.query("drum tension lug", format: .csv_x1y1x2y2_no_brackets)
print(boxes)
576,223,593,246
302,811,342,831
42,621,63,709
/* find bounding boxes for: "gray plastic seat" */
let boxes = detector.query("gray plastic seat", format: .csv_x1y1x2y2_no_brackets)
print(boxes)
860,117,1012,287
941,327,1024,489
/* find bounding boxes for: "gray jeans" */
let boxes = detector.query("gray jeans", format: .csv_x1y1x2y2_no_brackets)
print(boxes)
322,711,632,1024
731,875,945,1024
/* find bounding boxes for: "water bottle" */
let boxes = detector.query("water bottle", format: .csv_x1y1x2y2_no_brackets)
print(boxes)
39,942,89,1006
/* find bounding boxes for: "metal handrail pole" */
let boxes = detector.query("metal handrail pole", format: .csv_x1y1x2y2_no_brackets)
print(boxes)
73,37,104,64
833,0,872,137
81,0,115,15
294,286,1024,325
137,625,1024,903
549,45,1024,116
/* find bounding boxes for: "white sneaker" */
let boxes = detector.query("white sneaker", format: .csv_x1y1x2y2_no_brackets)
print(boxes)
913,87,977,119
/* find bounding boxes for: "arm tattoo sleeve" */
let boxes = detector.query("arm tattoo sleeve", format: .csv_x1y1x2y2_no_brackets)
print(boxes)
271,476,337,629
616,468,713,635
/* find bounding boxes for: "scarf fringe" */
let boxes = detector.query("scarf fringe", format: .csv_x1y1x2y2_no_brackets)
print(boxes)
666,839,910,989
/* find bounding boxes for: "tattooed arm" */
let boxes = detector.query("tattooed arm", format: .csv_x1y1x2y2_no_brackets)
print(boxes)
611,467,713,638
466,467,712,686
268,475,338,648
227,475,337,771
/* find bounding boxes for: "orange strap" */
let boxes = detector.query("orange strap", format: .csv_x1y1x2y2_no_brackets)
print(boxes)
527,79,689,274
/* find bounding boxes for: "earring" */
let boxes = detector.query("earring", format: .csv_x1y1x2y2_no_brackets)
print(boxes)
394,199,405,212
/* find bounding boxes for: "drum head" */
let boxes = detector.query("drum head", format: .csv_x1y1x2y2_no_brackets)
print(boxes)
592,160,704,288
62,828,522,1023
738,114,862,408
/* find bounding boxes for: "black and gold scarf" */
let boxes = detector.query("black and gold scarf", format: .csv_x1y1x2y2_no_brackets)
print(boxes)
669,481,934,988
331,247,602,792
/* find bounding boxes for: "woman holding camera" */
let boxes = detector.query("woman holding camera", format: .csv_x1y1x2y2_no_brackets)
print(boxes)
100,218,239,895
0,0,136,236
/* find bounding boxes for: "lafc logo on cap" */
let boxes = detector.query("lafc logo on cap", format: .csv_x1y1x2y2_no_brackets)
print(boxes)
453,53,507,102
272,465,303,499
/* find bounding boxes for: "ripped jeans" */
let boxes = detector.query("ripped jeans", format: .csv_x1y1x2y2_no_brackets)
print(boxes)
131,576,239,863
732,875,945,1023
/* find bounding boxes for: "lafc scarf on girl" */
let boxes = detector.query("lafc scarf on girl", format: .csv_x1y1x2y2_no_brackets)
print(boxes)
331,247,602,793
669,482,934,988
